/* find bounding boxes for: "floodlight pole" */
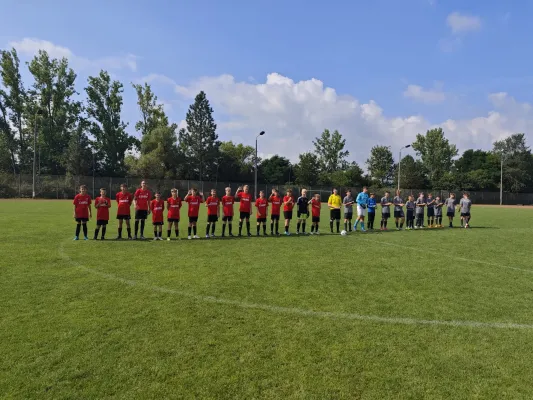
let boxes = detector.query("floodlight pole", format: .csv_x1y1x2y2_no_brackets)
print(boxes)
500,155,504,205
32,108,42,199
254,131,265,199
398,144,411,191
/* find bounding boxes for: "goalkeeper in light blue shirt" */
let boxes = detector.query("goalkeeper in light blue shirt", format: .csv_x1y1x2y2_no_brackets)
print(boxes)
353,187,369,232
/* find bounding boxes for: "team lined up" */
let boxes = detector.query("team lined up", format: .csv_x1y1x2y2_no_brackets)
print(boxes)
72,181,473,240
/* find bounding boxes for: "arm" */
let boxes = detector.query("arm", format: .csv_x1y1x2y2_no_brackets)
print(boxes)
73,203,76,218
88,203,92,219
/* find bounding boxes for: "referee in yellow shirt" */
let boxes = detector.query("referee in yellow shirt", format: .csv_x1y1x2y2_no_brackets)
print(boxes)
328,188,342,234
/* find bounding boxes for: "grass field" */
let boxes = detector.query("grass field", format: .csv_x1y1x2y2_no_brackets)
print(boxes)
2,200,533,399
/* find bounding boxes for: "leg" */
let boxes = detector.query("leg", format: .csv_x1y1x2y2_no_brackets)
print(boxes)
125,220,132,238
297,219,301,233
75,222,81,238
94,226,100,240
222,221,226,236
336,219,340,233
101,225,106,239
82,222,88,238
167,222,172,238
117,219,123,238
134,219,139,237
246,218,251,235
206,222,210,237
193,222,197,237
302,219,306,233
239,219,243,236
257,222,260,235
140,219,146,237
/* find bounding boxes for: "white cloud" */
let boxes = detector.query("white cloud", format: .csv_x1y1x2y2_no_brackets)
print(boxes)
404,84,446,104
9,38,137,72
165,72,533,162
446,12,482,34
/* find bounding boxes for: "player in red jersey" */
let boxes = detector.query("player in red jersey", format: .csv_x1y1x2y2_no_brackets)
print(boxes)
283,188,294,236
221,187,235,237
133,180,152,240
310,193,322,234
73,185,92,240
236,185,252,237
255,190,269,236
184,188,203,239
150,192,165,240
268,188,282,236
115,183,133,240
166,188,182,240
205,189,220,238
93,187,111,240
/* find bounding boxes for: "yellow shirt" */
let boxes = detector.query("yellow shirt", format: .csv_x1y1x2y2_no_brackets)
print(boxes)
328,194,342,209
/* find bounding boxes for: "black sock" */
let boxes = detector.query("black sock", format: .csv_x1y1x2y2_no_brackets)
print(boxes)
239,222,243,235
212,223,216,234
396,221,399,228
263,224,267,234
118,228,122,238
82,224,87,237
167,229,171,238
206,225,210,236
330,221,333,232
154,230,157,238
348,220,352,231
193,226,197,235
229,224,233,235
257,225,260,235
222,224,226,236
246,221,250,234
175,229,179,237
188,227,192,236
140,220,145,236
344,222,347,231
285,225,289,233
270,222,274,233
297,222,301,232
302,222,306,233
102,226,106,238
127,228,131,238
276,221,279,234
336,221,340,232
380,220,384,228
311,225,315,233
75,224,81,237
134,221,139,236
400,222,404,228
385,220,388,228
94,229,99,239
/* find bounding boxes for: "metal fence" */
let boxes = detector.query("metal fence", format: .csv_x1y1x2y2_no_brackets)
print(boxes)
1,173,533,205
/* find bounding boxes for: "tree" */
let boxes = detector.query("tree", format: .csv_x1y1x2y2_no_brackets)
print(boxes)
64,120,92,177
217,141,255,182
132,82,169,137
294,152,320,186
411,128,458,187
453,149,499,190
85,70,138,176
312,129,349,173
366,145,394,186
178,91,220,181
259,155,291,184
493,134,533,192
394,155,427,189
28,50,82,174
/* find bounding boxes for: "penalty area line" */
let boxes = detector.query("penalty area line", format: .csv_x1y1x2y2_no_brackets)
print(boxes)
57,242,533,330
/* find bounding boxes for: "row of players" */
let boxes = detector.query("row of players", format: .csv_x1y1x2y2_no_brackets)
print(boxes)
72,182,472,240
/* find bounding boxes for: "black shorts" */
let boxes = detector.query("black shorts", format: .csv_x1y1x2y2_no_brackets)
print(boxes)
406,210,414,219
284,211,293,220
394,211,404,218
97,219,108,226
207,215,218,223
427,208,435,217
344,212,353,220
381,212,390,219
312,216,320,223
257,218,267,223
167,218,180,223
222,216,233,222
135,210,148,220
416,212,424,219
75,218,89,223
189,216,198,223
271,214,280,221
447,211,455,217
461,212,471,217
330,209,341,220
117,214,131,220
153,221,164,226
297,211,309,219
240,212,250,220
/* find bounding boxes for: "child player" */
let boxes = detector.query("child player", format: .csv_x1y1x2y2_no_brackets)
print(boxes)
380,191,392,231
445,193,456,228
459,192,472,228
94,188,111,240
367,193,377,230
166,188,182,240
296,188,310,235
310,193,321,234
433,196,444,228
426,193,436,228
393,189,405,230
354,186,369,232
133,180,151,240
205,189,220,238
405,195,415,230
236,185,252,237
343,190,354,232
283,189,294,236
255,190,269,236
415,192,426,229
184,188,203,239
73,185,92,240
328,188,342,234
221,187,235,237
116,183,133,240
150,192,165,240
269,188,282,236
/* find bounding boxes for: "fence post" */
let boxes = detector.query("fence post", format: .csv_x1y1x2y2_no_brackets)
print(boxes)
109,177,112,198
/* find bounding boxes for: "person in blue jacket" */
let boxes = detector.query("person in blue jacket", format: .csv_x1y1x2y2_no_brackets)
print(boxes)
353,186,369,232
367,192,377,230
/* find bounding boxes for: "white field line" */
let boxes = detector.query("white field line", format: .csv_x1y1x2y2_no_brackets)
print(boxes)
58,242,533,330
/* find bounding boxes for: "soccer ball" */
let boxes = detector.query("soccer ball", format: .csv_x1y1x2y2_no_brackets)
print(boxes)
340,230,347,236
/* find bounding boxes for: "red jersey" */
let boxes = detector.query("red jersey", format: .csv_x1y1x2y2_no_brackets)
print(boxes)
255,198,268,218
185,195,203,217
116,191,133,216
134,188,152,210
167,196,182,220
150,199,164,223
237,191,252,213
95,196,111,221
73,194,92,219
311,199,321,218
269,195,282,215
221,195,235,217
206,196,220,216
283,195,294,211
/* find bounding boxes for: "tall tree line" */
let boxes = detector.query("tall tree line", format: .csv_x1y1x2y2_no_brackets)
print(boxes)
2,46,533,192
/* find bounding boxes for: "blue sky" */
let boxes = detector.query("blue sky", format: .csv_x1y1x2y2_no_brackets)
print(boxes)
1,0,532,162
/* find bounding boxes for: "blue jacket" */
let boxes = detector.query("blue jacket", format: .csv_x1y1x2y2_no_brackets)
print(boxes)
367,197,377,213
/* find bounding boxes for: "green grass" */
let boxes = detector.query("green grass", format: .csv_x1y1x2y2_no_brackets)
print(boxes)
2,200,533,399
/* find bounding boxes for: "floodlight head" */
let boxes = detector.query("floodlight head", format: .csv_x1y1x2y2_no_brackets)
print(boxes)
259,131,265,136
405,144,411,149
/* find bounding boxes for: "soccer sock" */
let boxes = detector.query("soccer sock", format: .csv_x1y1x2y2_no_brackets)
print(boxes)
206,225,210,236
222,224,226,236
193,226,197,235
311,225,315,233
263,225,267,234
159,230,163,238
168,229,171,238
285,225,289,233
355,220,360,229
175,229,179,237
188,227,192,236
246,221,250,234
270,222,274,233
427,218,430,226
336,221,340,232
94,228,99,239
102,226,106,238
134,221,139,236
380,220,384,228
154,229,157,238
400,221,404,228
361,222,365,230
330,220,333,232
75,224,81,237
229,224,233,235
212,223,216,234
275,221,279,234
127,228,131,238
82,224,88,237
257,225,260,235
385,220,388,228
239,222,243,235
140,220,145,236
297,222,301,232
344,222,348,231
395,221,399,228
302,222,306,233
118,228,122,238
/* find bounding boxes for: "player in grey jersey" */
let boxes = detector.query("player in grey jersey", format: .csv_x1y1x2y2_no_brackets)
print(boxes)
433,196,444,227
444,193,456,228
458,192,472,228
380,191,392,230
